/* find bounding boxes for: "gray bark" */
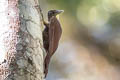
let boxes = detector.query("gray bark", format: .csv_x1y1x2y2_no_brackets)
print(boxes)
0,0,45,80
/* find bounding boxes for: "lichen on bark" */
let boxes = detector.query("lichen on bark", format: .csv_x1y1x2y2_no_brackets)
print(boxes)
0,0,45,80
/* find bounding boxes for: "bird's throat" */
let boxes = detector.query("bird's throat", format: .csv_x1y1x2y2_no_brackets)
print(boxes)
56,15,60,21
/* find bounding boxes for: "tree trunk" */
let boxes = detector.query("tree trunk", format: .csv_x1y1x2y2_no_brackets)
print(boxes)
0,0,44,80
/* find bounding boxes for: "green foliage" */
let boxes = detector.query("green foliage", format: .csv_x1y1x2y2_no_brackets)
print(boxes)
108,12,120,28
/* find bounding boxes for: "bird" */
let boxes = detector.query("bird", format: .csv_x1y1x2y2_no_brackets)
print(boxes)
42,10,64,78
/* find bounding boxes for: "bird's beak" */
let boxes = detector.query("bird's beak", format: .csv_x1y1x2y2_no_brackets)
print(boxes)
55,10,64,15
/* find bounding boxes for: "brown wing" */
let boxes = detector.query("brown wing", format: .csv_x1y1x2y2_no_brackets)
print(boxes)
48,16,62,57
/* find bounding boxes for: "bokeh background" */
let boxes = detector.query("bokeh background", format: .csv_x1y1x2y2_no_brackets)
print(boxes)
39,0,120,80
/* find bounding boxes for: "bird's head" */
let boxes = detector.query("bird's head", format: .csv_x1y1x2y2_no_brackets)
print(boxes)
48,10,64,20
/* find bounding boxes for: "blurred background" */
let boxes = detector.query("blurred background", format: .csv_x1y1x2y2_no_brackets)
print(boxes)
39,0,120,80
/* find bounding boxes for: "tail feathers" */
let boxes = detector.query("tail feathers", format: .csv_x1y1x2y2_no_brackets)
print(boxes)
44,55,51,78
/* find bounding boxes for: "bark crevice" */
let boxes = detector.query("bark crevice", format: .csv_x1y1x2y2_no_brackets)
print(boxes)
0,0,44,80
